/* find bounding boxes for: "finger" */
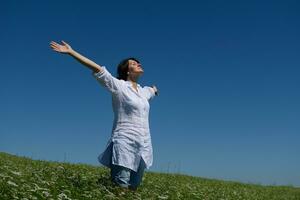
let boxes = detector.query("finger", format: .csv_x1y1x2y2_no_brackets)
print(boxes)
50,43,59,48
50,47,59,51
50,46,60,51
61,40,68,45
50,44,57,48
51,43,61,49
50,41,59,45
51,47,59,52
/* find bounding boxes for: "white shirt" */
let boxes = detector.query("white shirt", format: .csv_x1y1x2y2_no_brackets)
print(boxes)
92,66,156,172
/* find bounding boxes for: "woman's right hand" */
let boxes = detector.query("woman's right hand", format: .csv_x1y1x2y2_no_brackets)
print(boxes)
50,40,73,54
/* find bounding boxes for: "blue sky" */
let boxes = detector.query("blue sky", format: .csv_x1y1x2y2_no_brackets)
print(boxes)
1,0,300,187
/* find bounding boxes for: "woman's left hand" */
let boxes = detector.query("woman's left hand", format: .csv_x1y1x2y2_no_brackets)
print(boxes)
152,85,159,96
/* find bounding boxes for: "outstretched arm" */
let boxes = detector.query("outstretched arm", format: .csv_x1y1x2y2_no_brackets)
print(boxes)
50,40,102,73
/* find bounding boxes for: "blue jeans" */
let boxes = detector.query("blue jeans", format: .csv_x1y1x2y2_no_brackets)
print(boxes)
110,146,146,190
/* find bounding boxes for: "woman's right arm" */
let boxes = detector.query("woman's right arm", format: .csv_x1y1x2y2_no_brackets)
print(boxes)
50,40,122,94
50,40,103,73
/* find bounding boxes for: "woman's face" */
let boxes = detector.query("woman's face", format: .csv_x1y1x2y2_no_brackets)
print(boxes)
128,59,144,76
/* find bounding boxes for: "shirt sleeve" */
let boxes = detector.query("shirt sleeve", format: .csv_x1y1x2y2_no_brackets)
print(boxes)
143,86,156,101
92,66,122,94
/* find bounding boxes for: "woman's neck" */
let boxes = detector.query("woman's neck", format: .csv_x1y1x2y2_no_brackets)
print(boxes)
127,77,139,92
128,80,138,89
127,76,139,85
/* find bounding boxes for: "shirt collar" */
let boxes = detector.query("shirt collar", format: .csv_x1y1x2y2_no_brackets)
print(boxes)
126,80,141,88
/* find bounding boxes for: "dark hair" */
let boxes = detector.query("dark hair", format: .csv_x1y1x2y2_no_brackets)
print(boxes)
117,57,140,81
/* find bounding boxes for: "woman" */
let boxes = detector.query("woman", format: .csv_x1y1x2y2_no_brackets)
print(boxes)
50,41,158,191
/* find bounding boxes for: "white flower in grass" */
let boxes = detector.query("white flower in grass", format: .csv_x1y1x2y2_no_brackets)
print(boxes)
82,193,92,198
10,170,22,176
42,191,50,197
1,174,14,180
158,195,169,199
42,180,50,186
104,193,116,199
29,195,37,200
7,180,18,187
58,193,67,198
58,192,72,200
63,189,71,195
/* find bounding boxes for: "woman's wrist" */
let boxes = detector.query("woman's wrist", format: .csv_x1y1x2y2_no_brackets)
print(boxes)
68,49,75,56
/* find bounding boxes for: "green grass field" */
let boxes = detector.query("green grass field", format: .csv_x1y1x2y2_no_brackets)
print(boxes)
1,152,299,200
